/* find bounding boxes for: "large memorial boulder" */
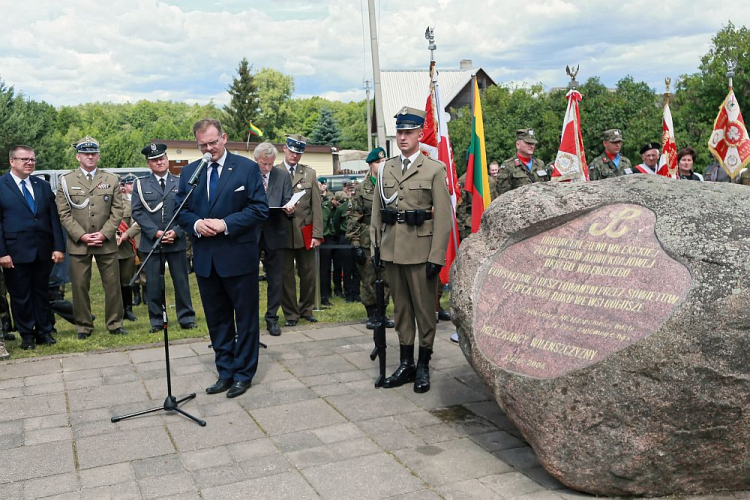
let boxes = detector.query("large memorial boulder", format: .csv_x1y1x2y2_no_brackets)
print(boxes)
451,175,750,497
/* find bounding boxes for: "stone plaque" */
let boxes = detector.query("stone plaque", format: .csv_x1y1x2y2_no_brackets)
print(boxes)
474,203,691,379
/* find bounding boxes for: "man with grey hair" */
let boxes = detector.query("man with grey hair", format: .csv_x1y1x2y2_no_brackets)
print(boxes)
254,142,293,336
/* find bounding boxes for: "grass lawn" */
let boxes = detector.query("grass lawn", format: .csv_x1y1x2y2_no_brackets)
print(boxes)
5,265,448,360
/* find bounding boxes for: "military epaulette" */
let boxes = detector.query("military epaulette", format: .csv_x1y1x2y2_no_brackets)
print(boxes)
514,158,521,166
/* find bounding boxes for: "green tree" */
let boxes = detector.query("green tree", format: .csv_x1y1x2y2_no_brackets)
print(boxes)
309,107,342,145
255,67,294,142
224,58,260,141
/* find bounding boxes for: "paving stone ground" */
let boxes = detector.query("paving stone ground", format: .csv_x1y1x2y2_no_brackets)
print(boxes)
1,321,748,500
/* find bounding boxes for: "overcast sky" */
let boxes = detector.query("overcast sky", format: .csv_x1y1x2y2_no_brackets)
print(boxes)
1,0,747,107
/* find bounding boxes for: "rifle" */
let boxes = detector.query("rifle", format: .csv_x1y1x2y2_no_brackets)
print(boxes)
369,245,387,388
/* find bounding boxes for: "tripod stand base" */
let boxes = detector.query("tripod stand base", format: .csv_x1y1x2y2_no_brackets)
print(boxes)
111,393,206,426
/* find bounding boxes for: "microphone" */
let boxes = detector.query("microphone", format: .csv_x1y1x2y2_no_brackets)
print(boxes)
188,153,213,186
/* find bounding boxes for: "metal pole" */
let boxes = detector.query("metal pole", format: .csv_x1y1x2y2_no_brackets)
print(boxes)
365,80,373,151
368,0,387,150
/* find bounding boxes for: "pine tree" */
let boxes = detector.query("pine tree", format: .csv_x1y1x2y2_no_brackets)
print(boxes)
224,58,260,141
309,108,342,146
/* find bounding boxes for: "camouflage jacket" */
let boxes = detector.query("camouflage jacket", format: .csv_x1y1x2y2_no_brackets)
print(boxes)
588,153,633,181
496,156,551,195
346,175,376,248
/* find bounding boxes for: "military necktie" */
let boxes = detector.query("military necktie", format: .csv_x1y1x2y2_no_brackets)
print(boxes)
86,173,93,184
262,174,268,192
21,179,35,213
209,163,219,201
160,178,166,192
402,158,410,175
289,167,295,179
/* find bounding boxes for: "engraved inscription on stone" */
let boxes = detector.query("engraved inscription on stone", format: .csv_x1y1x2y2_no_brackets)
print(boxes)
473,204,691,379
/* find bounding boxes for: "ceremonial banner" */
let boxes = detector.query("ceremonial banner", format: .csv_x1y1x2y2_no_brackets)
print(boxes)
551,89,588,182
657,102,677,177
708,89,750,179
248,122,263,138
465,77,491,233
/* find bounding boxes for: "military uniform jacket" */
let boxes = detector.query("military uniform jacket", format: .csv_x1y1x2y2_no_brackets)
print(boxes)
370,154,452,265
131,173,186,253
56,169,124,255
497,157,550,195
346,176,376,248
117,197,141,259
278,163,323,249
588,153,633,181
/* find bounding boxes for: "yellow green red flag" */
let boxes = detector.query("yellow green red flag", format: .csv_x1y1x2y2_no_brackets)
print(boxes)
248,122,263,138
464,77,491,233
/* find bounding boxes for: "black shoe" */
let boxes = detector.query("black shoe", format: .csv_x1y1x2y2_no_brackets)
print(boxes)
206,379,232,394
132,286,142,306
267,322,281,336
383,344,416,388
3,332,15,341
385,317,395,328
109,327,128,335
149,326,162,333
334,291,345,299
77,332,91,340
36,334,57,345
180,323,197,330
284,320,297,327
227,380,251,398
124,308,138,322
301,315,318,323
365,316,376,330
259,274,267,282
438,309,451,321
20,337,36,350
321,298,332,306
414,346,433,394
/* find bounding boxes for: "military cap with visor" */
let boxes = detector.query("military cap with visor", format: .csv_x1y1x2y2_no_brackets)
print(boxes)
603,129,624,142
141,143,168,160
285,134,307,154
394,106,426,130
366,147,386,164
515,129,538,144
74,136,100,153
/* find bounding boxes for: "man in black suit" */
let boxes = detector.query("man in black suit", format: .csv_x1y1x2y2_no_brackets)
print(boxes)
132,143,196,333
176,119,268,398
0,146,65,352
253,142,292,336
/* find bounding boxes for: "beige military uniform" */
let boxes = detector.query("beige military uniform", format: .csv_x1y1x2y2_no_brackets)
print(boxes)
370,154,451,347
279,162,324,320
117,197,141,286
56,168,125,334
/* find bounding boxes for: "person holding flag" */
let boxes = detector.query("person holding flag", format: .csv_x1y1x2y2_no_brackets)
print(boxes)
497,129,551,194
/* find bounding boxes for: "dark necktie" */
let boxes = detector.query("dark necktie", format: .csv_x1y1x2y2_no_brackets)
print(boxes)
262,174,268,191
160,178,166,191
402,158,410,174
209,163,219,201
86,173,93,184
21,179,35,213
289,167,295,178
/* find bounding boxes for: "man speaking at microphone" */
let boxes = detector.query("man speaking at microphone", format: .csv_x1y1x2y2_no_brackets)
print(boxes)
176,118,268,398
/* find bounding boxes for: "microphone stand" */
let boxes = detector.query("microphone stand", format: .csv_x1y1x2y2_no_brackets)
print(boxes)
111,179,206,427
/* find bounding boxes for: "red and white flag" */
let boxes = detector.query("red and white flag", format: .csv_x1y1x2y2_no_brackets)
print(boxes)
551,89,588,182
708,88,750,179
421,62,460,285
656,101,677,177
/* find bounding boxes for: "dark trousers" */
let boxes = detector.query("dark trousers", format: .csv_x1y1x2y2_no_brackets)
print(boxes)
259,234,283,323
4,257,54,338
318,242,334,299
196,266,260,383
144,251,195,328
338,236,359,300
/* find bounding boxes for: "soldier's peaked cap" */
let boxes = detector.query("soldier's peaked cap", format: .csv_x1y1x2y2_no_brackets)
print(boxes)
285,134,307,153
394,106,426,130
515,129,538,144
603,129,624,142
74,136,100,153
141,143,168,160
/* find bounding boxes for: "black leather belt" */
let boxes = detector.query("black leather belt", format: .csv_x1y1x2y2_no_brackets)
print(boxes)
396,210,433,224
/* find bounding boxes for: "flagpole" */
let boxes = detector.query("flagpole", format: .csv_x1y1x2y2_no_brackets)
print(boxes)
367,0,387,150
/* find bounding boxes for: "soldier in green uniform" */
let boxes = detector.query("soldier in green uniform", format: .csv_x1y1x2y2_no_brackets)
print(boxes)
116,175,140,322
347,147,394,329
279,134,324,326
56,136,127,339
332,190,359,302
370,106,452,393
588,129,633,180
319,177,333,203
497,129,551,195
319,179,336,305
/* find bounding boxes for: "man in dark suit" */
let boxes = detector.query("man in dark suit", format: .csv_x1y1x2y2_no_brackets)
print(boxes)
253,142,292,336
132,143,196,333
176,119,269,398
0,145,65,351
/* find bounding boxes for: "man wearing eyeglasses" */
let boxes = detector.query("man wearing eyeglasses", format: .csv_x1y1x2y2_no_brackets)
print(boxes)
175,119,268,399
56,136,127,339
0,146,65,354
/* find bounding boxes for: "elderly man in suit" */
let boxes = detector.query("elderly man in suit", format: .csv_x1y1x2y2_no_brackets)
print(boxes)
132,143,196,333
254,142,292,336
279,134,324,326
0,145,65,353
176,119,268,398
370,106,452,394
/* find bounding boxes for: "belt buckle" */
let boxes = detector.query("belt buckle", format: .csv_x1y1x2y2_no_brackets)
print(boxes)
397,212,406,224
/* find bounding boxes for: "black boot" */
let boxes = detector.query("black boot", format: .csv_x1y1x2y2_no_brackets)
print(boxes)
132,285,142,306
365,305,376,330
383,344,416,388
414,346,433,393
385,317,395,328
122,287,137,321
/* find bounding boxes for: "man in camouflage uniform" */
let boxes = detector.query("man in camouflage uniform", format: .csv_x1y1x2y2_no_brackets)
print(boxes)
319,179,336,305
116,175,140,322
588,129,633,180
56,136,127,339
332,190,358,302
497,129,551,195
347,147,394,329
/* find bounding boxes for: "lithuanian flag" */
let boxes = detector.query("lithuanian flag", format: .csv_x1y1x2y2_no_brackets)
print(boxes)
465,77,491,233
248,122,263,138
